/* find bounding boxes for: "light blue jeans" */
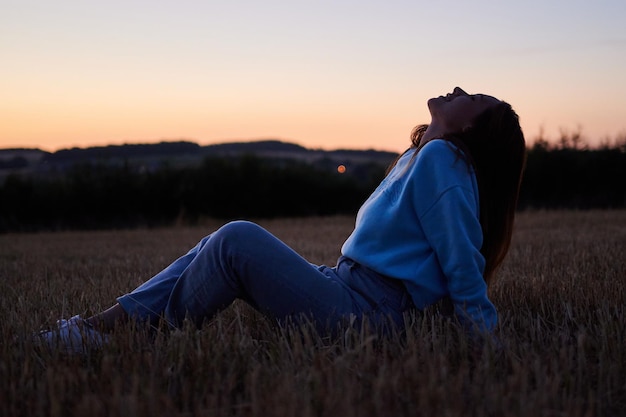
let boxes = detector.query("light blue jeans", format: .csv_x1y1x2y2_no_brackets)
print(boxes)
117,221,414,334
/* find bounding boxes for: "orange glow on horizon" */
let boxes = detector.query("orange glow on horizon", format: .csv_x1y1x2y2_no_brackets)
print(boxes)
2,2,625,154
2,80,625,153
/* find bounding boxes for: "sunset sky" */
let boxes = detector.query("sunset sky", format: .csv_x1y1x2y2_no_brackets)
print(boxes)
2,0,625,154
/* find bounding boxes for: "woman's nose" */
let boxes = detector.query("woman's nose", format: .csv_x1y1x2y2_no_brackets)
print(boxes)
453,87,468,96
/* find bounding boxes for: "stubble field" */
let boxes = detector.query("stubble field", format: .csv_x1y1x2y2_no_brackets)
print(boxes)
0,210,625,417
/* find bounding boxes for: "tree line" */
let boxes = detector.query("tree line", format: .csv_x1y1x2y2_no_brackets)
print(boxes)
1,144,625,232
0,155,382,232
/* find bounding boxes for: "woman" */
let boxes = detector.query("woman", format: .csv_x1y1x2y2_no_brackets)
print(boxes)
37,87,526,353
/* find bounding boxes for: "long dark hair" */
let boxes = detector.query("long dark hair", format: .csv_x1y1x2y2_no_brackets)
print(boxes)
393,101,526,285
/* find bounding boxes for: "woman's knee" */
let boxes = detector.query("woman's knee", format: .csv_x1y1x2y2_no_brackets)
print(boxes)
214,221,265,243
204,221,267,254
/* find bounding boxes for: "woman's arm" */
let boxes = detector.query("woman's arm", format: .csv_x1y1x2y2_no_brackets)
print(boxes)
412,140,497,332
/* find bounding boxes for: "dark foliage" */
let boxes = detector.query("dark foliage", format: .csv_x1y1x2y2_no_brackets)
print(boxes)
1,141,625,232
518,146,626,209
0,154,380,232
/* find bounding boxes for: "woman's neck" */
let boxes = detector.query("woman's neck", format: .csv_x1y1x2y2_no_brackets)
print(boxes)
419,122,445,147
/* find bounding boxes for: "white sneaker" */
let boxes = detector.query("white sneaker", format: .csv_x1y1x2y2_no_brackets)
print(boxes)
35,315,108,354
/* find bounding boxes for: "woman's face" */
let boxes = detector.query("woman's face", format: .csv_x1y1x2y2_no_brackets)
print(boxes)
427,87,500,134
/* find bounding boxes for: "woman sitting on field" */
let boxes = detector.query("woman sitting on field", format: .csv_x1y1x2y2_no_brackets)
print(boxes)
37,87,527,353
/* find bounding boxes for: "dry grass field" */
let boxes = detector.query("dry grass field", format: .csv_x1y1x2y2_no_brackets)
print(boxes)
1,210,625,417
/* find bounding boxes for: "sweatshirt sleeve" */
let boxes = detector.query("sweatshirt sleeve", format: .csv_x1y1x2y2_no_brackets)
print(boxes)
412,141,497,332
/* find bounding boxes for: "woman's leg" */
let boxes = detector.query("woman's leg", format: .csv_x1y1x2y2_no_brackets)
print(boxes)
35,230,234,350
161,221,359,331
85,303,128,331
110,220,411,333
115,232,219,326
38,220,412,352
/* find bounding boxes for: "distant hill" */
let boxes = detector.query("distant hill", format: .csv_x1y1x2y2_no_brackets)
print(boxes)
204,140,308,153
0,140,399,182
42,141,202,163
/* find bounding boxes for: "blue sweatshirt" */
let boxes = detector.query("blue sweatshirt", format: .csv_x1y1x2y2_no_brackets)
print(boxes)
341,139,497,332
